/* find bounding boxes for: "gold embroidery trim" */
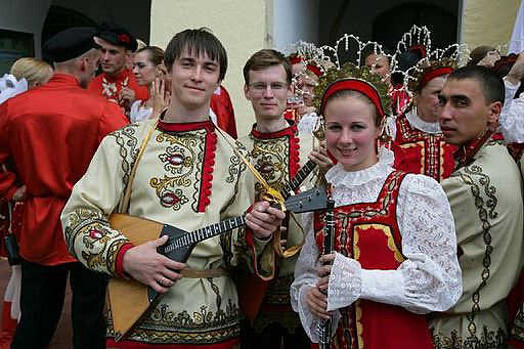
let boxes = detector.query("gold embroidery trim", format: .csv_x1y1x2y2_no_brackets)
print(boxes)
355,223,404,263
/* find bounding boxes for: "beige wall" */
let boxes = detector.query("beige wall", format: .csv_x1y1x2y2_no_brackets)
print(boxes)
150,0,270,138
461,0,520,50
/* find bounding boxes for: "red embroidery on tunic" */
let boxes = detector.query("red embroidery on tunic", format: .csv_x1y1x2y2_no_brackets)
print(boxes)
197,130,217,212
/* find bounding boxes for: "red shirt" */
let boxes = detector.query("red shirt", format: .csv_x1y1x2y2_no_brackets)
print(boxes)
89,68,149,116
210,85,237,138
0,73,128,265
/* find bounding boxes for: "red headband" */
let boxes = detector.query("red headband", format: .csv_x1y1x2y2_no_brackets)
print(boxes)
289,56,303,65
420,67,453,89
306,64,323,77
320,78,385,118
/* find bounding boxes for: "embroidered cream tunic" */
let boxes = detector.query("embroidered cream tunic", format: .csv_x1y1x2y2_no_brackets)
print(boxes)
430,141,524,348
61,119,266,345
240,123,317,332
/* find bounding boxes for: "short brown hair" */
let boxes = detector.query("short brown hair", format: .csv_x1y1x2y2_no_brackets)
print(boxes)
164,28,227,81
243,49,292,85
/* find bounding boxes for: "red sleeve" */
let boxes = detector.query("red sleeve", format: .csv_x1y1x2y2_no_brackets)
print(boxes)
98,101,129,142
212,86,238,139
0,103,19,200
115,242,135,278
133,84,150,102
89,76,101,94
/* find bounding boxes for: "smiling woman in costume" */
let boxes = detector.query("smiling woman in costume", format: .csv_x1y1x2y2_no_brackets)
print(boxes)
290,64,462,348
130,46,169,123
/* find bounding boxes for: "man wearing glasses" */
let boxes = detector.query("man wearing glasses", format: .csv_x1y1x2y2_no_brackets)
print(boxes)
239,49,331,348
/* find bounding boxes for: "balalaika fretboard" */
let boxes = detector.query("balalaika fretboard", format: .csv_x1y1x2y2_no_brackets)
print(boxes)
163,215,246,252
280,160,316,199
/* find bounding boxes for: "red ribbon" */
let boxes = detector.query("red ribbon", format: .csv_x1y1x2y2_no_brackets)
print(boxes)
289,56,303,65
320,78,385,118
306,64,323,77
420,67,453,89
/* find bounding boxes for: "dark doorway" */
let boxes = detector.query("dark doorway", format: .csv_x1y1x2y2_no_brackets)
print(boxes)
373,3,457,51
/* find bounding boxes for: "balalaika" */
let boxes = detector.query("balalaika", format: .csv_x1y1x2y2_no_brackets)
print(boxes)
108,159,323,340
318,199,335,349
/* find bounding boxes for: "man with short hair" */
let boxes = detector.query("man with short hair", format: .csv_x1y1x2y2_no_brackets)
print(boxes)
89,23,149,116
240,49,328,348
0,27,128,348
62,28,284,347
430,66,524,348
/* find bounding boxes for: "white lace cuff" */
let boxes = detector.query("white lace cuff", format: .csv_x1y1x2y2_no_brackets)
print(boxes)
296,285,322,342
327,253,362,311
360,268,406,305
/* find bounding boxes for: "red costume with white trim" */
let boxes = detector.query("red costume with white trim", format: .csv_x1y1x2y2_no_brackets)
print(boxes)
392,113,456,182
89,69,149,116
314,171,433,348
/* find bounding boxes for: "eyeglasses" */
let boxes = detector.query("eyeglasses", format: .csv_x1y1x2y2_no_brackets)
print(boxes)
248,82,288,94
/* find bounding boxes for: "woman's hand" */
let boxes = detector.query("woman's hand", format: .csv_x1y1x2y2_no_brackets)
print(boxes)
308,141,334,175
151,78,170,117
306,282,330,319
306,253,336,319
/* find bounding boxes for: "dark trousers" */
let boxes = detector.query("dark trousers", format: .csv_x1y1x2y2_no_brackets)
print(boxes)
241,321,310,349
11,260,107,349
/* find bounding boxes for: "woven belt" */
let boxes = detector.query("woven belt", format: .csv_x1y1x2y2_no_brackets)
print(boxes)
180,268,228,278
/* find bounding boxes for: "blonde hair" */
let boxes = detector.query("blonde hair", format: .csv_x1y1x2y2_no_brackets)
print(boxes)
10,57,53,88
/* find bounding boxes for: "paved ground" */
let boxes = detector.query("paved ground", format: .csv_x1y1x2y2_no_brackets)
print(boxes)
0,259,73,348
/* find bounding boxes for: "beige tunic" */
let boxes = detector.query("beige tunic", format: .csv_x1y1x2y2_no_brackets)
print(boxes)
240,123,317,332
61,119,268,345
430,141,524,348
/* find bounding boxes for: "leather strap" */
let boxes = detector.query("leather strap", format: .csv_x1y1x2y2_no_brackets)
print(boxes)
118,120,158,213
180,268,228,278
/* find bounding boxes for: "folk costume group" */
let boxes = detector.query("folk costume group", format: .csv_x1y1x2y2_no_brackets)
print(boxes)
0,22,523,349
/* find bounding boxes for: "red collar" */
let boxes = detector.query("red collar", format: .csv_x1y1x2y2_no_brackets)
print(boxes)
100,69,131,82
157,118,215,133
454,130,492,169
47,73,81,87
250,121,298,139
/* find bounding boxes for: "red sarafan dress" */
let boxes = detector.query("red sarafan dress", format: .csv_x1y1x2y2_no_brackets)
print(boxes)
290,148,462,349
391,110,456,182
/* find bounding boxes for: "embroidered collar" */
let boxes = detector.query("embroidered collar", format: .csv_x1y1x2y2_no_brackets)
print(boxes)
325,147,394,188
406,107,441,134
454,130,493,170
251,120,298,139
157,116,215,133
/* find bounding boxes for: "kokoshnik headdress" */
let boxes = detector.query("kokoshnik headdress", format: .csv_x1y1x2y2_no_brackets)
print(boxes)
311,34,392,122
392,25,470,112
285,41,331,103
